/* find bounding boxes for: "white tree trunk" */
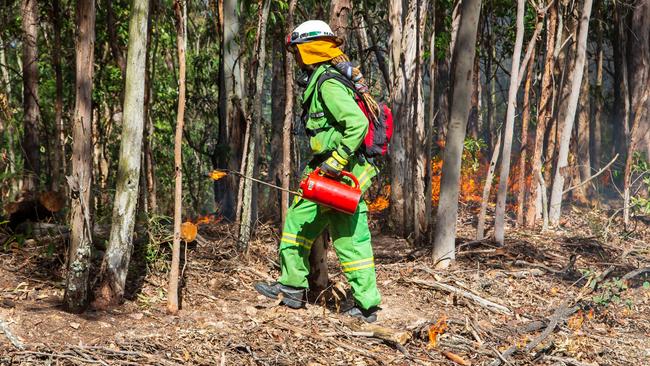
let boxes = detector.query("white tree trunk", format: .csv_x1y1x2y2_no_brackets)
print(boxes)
432,0,482,268
96,0,150,305
238,0,270,251
548,0,594,226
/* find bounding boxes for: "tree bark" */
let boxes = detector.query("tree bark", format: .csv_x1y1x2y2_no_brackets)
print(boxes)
575,61,591,202
21,0,41,191
624,84,649,229
611,5,630,161
0,34,19,199
548,0,594,226
238,0,270,252
494,0,526,245
51,0,65,192
329,0,351,36
476,131,502,240
389,0,429,240
216,0,245,221
143,0,157,214
168,0,186,315
268,38,285,218
281,0,297,225
525,3,557,227
432,0,482,267
590,11,603,173
516,49,535,227
94,0,150,307
64,0,96,313
627,0,650,160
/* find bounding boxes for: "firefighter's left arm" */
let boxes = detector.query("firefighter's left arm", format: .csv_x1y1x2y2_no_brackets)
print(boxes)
320,79,368,160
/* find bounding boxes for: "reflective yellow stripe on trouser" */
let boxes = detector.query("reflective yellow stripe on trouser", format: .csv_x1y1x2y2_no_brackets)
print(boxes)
277,175,381,310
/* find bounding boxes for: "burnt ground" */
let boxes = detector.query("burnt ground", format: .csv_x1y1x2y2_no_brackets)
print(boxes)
0,206,649,366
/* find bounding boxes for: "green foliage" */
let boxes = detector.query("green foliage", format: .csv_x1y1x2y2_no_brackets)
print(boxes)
463,137,487,172
630,153,650,215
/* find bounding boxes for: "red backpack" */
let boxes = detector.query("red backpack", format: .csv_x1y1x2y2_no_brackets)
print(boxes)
304,68,394,158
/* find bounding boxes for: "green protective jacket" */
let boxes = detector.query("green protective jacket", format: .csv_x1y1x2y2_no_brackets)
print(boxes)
301,64,377,191
275,64,381,310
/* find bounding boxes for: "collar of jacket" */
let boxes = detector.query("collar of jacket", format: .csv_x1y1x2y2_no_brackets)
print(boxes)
302,64,341,108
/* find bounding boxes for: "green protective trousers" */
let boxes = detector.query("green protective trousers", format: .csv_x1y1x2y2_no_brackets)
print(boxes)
278,159,381,310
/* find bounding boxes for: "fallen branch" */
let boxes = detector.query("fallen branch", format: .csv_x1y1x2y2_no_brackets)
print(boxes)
348,323,411,346
621,267,650,281
404,278,512,315
0,316,24,350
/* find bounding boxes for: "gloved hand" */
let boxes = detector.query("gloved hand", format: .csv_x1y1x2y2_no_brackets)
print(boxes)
320,150,348,177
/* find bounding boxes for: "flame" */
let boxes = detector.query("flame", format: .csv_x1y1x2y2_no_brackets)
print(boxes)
367,150,537,213
194,214,221,225
427,316,448,349
208,170,228,181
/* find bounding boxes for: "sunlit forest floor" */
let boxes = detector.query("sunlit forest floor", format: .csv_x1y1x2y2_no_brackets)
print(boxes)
1,206,649,365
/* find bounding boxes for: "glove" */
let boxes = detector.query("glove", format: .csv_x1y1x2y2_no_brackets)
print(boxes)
319,151,348,178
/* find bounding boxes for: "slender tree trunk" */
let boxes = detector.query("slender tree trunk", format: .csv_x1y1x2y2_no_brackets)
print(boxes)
590,12,603,173
468,55,480,140
64,0,96,313
51,0,65,192
168,0,186,315
281,0,297,224
413,1,429,242
0,35,19,199
238,0,270,251
494,0,526,245
21,0,41,191
107,0,126,77
268,38,285,218
548,0,594,226
516,51,535,227
94,0,150,307
525,4,557,227
425,0,437,242
476,131,502,239
388,0,407,235
216,0,244,221
624,85,649,228
389,0,428,239
627,0,650,161
612,5,630,161
432,0,482,267
143,0,158,214
575,61,591,202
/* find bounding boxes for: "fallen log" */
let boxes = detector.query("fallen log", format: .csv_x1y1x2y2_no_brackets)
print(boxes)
404,278,513,315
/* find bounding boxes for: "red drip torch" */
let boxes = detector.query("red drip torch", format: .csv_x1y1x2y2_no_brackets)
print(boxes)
210,168,361,215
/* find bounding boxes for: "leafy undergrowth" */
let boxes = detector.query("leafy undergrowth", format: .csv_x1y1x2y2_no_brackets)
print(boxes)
1,207,649,366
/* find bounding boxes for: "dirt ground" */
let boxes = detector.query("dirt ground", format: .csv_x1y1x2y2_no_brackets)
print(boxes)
1,207,649,366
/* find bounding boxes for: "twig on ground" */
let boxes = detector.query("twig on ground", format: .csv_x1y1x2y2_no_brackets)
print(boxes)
621,267,650,281
404,278,513,315
0,316,24,350
544,355,596,366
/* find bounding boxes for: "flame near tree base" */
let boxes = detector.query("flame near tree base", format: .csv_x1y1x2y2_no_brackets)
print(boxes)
367,146,532,214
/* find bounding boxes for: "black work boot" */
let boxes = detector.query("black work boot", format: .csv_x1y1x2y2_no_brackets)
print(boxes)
345,305,379,323
254,282,306,309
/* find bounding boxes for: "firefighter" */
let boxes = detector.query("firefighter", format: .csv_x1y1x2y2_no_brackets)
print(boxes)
255,20,381,323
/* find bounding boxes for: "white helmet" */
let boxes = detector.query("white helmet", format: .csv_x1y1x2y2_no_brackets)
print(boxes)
286,20,342,46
